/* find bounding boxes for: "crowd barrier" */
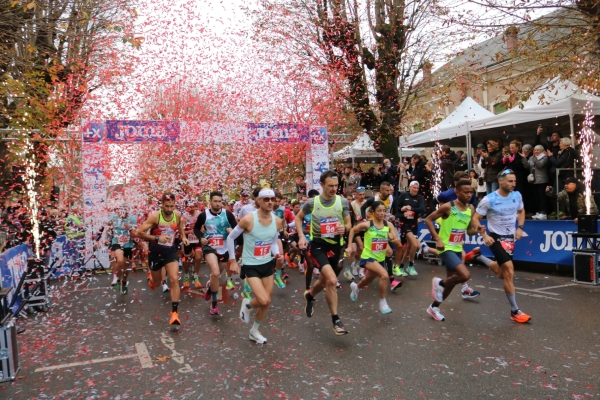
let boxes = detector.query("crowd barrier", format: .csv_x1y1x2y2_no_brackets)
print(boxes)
417,220,579,265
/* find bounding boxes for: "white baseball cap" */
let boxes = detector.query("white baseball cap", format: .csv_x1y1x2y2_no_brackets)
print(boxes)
409,181,419,187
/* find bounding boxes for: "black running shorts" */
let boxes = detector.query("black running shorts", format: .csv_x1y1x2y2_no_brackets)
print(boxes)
488,232,514,266
148,251,179,271
243,260,275,279
308,240,343,276
203,248,229,263
110,244,133,259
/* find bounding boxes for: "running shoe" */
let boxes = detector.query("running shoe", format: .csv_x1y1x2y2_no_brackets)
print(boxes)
147,274,156,290
244,280,252,293
392,265,402,276
359,268,366,278
298,262,305,273
203,282,212,301
282,272,289,280
432,277,444,302
210,305,219,315
343,268,354,281
399,267,408,277
391,279,403,291
407,265,418,276
304,290,314,318
379,299,392,315
226,280,235,290
239,298,251,323
183,276,190,289
194,276,202,288
121,282,128,295
275,276,286,289
510,309,531,323
350,282,359,302
111,274,118,286
465,247,481,262
461,286,480,299
170,311,181,325
249,330,267,344
420,242,430,255
162,282,170,293
427,305,445,321
336,280,343,289
351,262,359,276
241,291,252,300
313,268,320,276
332,319,349,336
113,281,121,293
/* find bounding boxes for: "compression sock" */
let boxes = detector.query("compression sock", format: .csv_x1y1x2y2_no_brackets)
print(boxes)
212,291,218,307
331,314,340,324
275,270,282,279
506,294,519,312
172,302,179,313
251,319,261,333
476,255,493,267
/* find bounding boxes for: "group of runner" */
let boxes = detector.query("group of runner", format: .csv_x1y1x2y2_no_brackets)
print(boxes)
102,167,530,343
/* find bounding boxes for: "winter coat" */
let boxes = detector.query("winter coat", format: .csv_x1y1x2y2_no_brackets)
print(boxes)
526,153,549,184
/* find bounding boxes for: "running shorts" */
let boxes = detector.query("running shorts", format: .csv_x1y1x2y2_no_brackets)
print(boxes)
308,240,343,276
488,232,514,266
183,243,202,256
243,259,275,279
148,251,179,271
439,251,463,271
110,244,133,259
400,224,418,245
203,248,229,263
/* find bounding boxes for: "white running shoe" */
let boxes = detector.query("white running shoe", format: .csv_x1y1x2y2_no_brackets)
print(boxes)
432,277,444,302
298,262,305,273
379,299,392,314
350,282,359,301
343,268,354,281
536,213,547,220
249,330,267,344
162,283,170,293
111,274,118,286
427,305,445,321
359,268,366,278
240,298,251,324
351,261,359,276
420,242,430,255
313,268,320,276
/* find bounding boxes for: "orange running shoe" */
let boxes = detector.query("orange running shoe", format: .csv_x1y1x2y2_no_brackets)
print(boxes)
183,276,190,289
289,261,298,269
147,274,157,290
510,309,531,323
465,247,481,262
170,311,181,325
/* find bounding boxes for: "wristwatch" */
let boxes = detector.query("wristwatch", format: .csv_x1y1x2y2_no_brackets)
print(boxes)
517,225,524,230
154,235,159,242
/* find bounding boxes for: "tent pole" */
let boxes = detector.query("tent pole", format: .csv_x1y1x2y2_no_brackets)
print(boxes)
467,126,473,171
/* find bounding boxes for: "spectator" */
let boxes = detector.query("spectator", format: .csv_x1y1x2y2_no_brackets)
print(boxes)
482,140,503,194
470,169,486,200
440,145,457,190
346,168,362,194
473,143,486,177
520,144,535,216
556,177,598,222
408,154,426,186
548,137,576,188
398,158,410,191
502,140,527,194
382,159,399,194
455,153,468,172
535,125,561,157
525,145,550,220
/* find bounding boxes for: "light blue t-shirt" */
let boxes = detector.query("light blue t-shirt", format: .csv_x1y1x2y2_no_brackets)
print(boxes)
302,214,312,241
111,214,137,248
476,191,523,236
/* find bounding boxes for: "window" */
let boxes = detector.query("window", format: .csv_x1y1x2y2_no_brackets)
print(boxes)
494,102,508,114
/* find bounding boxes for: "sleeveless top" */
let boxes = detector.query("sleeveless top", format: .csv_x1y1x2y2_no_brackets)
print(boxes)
309,195,344,245
202,210,231,255
111,214,136,249
149,210,178,254
242,211,277,266
361,221,390,262
438,201,472,253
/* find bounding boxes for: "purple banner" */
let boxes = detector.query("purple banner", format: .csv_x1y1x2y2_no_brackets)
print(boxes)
247,123,310,143
105,120,180,142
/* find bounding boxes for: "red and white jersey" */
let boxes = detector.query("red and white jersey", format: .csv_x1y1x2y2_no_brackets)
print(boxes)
233,200,250,219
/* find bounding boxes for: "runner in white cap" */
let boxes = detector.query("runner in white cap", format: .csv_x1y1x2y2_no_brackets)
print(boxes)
227,188,284,344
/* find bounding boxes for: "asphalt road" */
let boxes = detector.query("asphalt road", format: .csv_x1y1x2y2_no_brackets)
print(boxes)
1,259,599,399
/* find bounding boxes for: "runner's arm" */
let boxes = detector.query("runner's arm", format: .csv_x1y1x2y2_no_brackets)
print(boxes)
347,221,369,247
386,221,402,247
135,212,158,242
425,204,450,242
177,212,188,243
294,209,306,241
193,212,207,241
360,197,374,220
225,210,238,230
271,230,281,256
226,215,250,259
414,195,426,217
466,205,479,235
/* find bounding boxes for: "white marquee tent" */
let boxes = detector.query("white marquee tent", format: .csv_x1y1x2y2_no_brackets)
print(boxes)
333,133,426,165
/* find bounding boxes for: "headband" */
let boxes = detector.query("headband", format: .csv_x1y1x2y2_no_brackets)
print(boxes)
258,189,276,198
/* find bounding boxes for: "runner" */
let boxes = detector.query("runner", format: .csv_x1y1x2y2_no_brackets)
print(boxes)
301,189,320,287
471,169,531,323
425,180,482,322
233,189,251,220
108,206,136,293
273,192,288,288
182,202,203,289
347,201,402,313
136,192,189,325
392,181,425,277
296,170,352,336
284,201,301,269
227,188,284,344
193,191,238,315
346,187,366,278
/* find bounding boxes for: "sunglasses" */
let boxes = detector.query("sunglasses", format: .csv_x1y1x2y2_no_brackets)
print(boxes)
499,169,513,177
261,197,276,202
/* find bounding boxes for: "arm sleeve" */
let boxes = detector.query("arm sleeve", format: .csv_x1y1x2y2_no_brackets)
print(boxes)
360,197,374,220
270,231,280,256
227,225,244,259
226,211,238,229
193,212,206,240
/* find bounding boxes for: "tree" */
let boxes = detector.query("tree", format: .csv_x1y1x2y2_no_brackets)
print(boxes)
252,0,463,162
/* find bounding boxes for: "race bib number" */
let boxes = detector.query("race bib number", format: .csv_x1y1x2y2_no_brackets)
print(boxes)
254,241,272,258
448,229,466,246
159,235,175,247
371,238,387,253
500,237,515,255
188,234,199,244
404,211,415,219
118,233,130,244
208,235,224,249
320,217,339,238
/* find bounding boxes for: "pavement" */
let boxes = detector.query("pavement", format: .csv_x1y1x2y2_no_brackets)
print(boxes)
1,259,599,399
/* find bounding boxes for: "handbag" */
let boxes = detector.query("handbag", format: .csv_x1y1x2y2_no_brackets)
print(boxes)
527,162,535,183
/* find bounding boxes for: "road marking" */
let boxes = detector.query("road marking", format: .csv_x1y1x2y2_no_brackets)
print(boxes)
65,287,113,293
35,342,153,372
513,287,561,296
531,283,578,292
487,287,562,301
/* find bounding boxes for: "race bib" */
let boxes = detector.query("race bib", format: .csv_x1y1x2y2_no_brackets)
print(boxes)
159,234,175,247
188,234,199,244
371,238,387,253
208,235,224,249
448,229,466,246
500,237,515,255
254,240,272,258
118,233,130,244
405,211,415,219
320,217,338,238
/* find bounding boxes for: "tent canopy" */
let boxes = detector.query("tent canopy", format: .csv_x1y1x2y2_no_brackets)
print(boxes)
333,133,381,160
399,97,494,147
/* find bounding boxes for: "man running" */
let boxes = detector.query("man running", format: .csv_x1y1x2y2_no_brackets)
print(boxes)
393,181,425,277
136,192,189,325
108,206,136,294
345,186,366,278
471,169,531,323
425,180,482,322
347,201,402,314
193,191,237,315
182,202,203,289
227,188,284,344
296,171,352,336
